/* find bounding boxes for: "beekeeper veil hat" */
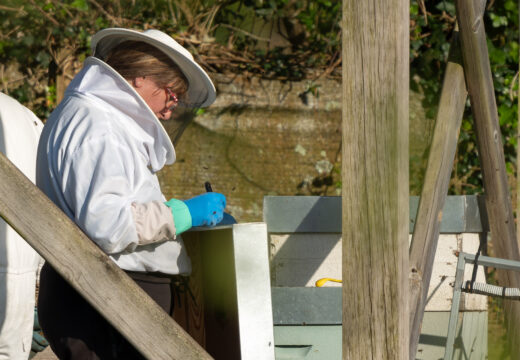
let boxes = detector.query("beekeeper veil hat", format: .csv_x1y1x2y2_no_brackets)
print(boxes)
91,28,216,108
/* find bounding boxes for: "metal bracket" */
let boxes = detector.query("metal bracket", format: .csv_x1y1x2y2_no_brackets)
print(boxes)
444,252,520,359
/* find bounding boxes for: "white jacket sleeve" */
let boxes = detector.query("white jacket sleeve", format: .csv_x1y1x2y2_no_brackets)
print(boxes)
61,134,143,254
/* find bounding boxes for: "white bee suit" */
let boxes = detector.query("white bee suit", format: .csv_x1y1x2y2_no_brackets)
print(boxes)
36,57,191,275
0,92,44,360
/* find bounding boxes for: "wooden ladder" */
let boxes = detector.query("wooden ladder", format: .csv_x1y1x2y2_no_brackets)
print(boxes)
408,0,520,358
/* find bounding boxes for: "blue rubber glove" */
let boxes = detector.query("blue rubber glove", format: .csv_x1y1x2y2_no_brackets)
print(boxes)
184,192,226,227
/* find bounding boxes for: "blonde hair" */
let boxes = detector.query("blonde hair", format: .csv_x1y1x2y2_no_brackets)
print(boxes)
104,40,188,98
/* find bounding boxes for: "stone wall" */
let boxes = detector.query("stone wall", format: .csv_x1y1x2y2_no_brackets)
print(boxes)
159,74,343,222
159,73,432,223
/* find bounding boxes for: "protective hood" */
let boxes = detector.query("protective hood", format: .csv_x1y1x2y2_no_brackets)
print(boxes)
65,56,175,170
91,28,216,108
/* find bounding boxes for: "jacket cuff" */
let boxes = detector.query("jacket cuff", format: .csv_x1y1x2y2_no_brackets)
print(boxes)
130,201,176,246
164,199,192,234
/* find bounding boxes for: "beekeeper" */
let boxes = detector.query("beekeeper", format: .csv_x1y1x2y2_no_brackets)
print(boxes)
0,92,44,360
36,28,226,359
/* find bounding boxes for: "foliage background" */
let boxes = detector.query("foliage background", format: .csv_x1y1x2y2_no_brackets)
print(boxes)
409,0,518,198
0,0,341,117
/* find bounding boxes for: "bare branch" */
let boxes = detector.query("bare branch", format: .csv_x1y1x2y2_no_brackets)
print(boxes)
219,24,270,42
87,0,121,26
28,0,59,26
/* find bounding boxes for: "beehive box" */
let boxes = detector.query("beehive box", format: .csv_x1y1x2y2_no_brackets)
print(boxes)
265,196,488,360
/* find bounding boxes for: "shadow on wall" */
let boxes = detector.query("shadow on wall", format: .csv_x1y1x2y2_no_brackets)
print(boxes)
265,196,341,287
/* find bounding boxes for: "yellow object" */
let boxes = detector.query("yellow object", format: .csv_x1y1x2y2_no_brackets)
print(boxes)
315,278,342,287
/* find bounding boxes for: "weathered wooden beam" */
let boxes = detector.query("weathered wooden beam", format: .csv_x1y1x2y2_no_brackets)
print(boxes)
455,0,520,357
408,26,470,358
0,151,212,360
342,0,409,358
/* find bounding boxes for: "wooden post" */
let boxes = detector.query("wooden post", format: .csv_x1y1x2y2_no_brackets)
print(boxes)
455,0,520,356
407,27,469,358
0,152,212,360
342,1,409,358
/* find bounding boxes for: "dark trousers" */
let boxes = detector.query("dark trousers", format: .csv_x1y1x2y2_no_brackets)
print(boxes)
37,262,177,360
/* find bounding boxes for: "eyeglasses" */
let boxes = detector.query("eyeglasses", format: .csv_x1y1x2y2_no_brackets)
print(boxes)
165,87,179,110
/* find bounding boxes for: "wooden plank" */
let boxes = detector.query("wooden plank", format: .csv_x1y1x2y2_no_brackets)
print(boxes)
184,225,275,360
0,152,211,359
273,326,342,360
272,310,488,360
173,232,206,347
407,24,471,358
231,224,275,359
342,1,409,358
410,195,489,233
454,0,520,356
263,196,341,233
417,312,487,359
271,287,342,325
263,195,488,234
198,228,241,360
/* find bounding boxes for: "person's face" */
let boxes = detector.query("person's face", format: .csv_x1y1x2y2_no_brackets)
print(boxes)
132,77,179,120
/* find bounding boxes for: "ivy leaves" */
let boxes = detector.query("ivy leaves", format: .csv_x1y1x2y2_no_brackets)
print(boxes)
410,0,518,195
